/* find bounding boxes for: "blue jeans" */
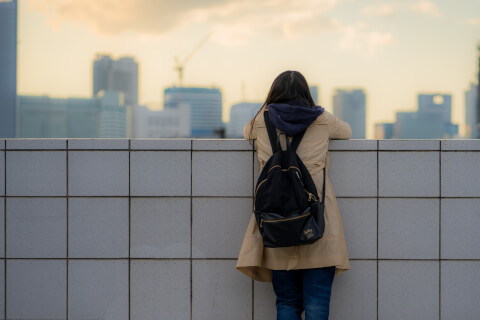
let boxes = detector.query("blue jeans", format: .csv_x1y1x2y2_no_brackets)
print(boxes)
271,266,335,320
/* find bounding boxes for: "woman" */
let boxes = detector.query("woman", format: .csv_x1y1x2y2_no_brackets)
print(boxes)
236,70,352,320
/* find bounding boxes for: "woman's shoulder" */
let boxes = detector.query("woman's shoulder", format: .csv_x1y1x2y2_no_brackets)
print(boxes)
312,109,333,124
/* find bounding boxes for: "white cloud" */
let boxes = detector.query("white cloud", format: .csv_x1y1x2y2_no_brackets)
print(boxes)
409,1,441,17
26,0,342,43
339,23,397,57
465,18,480,26
362,3,398,17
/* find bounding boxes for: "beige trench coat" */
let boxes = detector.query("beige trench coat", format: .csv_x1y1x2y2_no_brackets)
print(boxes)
236,108,352,282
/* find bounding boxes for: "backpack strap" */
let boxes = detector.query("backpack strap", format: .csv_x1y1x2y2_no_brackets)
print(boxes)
291,130,306,151
321,166,326,204
264,111,281,153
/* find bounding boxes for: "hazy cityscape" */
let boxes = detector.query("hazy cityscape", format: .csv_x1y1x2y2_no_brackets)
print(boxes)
1,0,479,139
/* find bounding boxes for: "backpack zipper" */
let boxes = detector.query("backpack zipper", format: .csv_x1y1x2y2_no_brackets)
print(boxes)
304,189,317,201
260,210,311,228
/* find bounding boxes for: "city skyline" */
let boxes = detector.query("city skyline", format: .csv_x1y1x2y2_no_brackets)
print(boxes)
16,0,480,138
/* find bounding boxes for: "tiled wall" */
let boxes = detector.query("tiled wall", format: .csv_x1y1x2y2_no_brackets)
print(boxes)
1,138,479,320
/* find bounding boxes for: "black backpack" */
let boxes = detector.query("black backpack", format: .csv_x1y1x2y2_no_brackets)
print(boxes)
254,111,326,248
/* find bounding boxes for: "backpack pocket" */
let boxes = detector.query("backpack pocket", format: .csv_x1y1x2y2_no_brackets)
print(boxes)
258,205,323,248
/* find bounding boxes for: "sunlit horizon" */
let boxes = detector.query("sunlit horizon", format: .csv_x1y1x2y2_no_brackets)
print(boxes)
17,0,480,138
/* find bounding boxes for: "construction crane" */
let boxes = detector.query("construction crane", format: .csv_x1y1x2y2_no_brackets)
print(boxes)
174,32,213,87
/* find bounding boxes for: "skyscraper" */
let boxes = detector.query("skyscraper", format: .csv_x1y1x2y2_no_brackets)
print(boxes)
93,55,139,106
418,94,452,123
477,46,480,138
227,102,262,138
0,0,17,138
164,86,223,138
465,83,478,138
333,89,366,139
385,93,458,139
309,86,319,105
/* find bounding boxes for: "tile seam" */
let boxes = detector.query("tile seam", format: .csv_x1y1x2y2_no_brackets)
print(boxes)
376,139,379,320
190,139,193,320
66,140,69,320
128,139,131,320
4,141,6,320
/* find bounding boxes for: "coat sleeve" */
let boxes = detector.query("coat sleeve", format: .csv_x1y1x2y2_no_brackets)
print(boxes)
243,118,257,140
327,112,352,140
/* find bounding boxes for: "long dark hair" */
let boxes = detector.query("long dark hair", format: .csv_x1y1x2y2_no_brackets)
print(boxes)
246,70,316,139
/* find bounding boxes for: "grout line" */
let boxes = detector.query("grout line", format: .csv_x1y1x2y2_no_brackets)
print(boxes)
66,140,69,320
4,142,7,320
6,195,480,199
376,140,379,320
439,142,441,320
1,257,478,261
128,139,131,320
252,142,255,320
190,140,193,320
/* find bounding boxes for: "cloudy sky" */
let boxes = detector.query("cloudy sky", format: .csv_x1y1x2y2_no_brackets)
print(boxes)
18,0,480,138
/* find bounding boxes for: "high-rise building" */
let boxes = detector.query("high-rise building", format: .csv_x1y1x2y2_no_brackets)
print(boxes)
0,0,17,138
133,105,190,138
309,86,319,105
333,89,366,139
375,123,394,139
418,94,452,123
98,91,131,138
17,92,130,138
465,83,478,138
164,86,223,138
93,55,139,106
385,93,458,139
227,102,262,138
477,46,480,138
394,110,446,139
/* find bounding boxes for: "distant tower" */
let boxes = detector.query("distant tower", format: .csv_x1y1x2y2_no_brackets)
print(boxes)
93,55,139,106
0,0,17,137
164,86,223,138
465,83,478,138
333,89,366,139
309,86,319,105
477,46,480,138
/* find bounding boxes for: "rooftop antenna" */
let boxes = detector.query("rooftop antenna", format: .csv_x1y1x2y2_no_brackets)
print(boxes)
174,32,213,87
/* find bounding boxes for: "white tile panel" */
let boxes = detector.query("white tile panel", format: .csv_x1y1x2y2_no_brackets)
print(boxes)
130,151,191,196
131,260,190,320
68,260,129,320
7,260,67,320
68,138,129,150
441,152,480,197
192,151,253,196
337,199,377,259
379,140,439,150
131,198,191,258
7,151,66,196
7,198,66,258
328,152,377,197
7,139,66,150
441,199,480,259
193,260,252,320
130,138,191,150
69,198,129,258
192,198,252,258
330,261,377,320
441,261,480,319
379,152,439,197
379,261,439,320
68,151,129,196
379,199,439,259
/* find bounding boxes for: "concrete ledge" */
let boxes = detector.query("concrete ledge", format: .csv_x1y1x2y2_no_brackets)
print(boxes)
2,138,479,320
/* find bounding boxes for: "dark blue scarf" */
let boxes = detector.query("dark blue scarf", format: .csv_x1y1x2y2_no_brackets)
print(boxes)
267,99,324,136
